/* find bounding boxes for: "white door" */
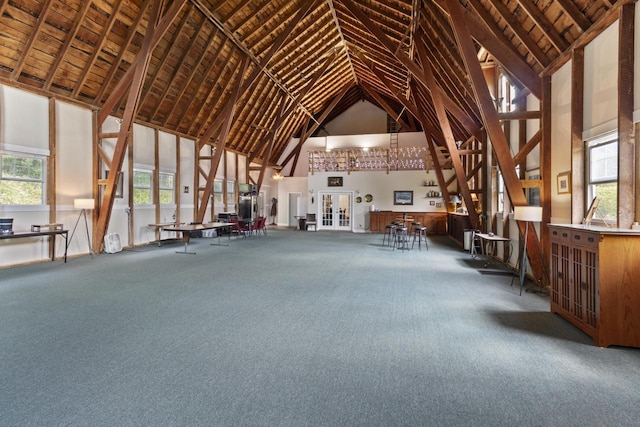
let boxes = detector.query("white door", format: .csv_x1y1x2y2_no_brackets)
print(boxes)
319,192,352,231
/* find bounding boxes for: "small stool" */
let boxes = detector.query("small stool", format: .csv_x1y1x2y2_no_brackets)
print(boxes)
382,224,396,247
393,227,410,252
412,226,428,251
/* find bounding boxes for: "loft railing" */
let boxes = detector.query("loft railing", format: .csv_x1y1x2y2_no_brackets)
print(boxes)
308,147,435,174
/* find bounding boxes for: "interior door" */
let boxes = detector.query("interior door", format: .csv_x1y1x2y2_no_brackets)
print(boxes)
319,192,352,231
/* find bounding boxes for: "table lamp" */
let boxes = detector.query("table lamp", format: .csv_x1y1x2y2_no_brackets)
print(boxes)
449,195,461,212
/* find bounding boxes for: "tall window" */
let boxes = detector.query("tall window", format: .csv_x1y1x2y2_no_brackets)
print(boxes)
213,179,223,204
226,180,235,206
133,169,152,204
158,172,175,204
0,152,45,205
586,134,618,222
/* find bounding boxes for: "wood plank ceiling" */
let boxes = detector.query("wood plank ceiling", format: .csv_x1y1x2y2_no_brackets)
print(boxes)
0,0,622,169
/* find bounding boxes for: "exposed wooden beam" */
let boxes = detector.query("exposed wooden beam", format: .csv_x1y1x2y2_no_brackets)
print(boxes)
542,0,636,77
514,0,569,53
571,48,585,225
95,1,163,249
195,55,250,222
98,0,189,126
445,0,546,284
414,38,479,228
618,2,636,229
10,0,54,81
555,0,592,32
468,0,550,67
341,0,481,135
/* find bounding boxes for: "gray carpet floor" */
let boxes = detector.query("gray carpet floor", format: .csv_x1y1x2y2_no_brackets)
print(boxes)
1,229,639,426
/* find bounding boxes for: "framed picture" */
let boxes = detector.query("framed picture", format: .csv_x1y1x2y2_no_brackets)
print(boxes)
557,172,571,194
394,190,413,205
430,200,435,206
328,176,343,187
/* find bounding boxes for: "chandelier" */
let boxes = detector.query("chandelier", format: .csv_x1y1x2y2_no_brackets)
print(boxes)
272,171,284,181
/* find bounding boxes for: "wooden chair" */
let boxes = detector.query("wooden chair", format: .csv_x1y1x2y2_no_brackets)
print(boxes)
305,213,317,231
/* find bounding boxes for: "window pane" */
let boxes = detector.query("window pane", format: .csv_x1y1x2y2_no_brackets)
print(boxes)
590,142,618,182
0,180,43,204
159,189,173,204
589,182,617,221
2,155,43,180
159,173,174,189
133,188,151,204
133,171,151,187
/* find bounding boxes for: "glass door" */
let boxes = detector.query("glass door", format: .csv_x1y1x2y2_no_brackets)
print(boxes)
320,192,352,231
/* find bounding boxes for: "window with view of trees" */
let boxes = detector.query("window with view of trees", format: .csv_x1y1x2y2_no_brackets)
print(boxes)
159,172,175,204
586,134,618,222
0,153,45,205
133,170,152,204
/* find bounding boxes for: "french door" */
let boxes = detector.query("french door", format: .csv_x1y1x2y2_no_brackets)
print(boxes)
319,192,352,231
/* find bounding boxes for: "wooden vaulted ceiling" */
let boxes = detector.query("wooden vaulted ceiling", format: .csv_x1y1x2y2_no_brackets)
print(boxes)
0,0,623,169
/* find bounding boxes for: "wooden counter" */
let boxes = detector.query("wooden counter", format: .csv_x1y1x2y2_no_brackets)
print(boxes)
447,212,472,248
369,211,447,235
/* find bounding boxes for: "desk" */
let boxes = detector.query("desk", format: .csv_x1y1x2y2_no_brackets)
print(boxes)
163,222,233,254
0,229,68,262
148,222,185,246
471,233,512,267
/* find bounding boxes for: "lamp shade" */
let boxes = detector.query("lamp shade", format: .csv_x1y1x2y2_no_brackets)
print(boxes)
514,206,542,222
449,195,461,204
74,198,95,210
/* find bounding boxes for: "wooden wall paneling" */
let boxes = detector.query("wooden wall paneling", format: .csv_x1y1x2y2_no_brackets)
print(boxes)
617,2,635,229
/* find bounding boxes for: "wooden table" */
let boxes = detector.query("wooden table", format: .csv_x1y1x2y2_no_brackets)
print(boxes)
162,222,233,254
471,232,512,267
0,229,68,262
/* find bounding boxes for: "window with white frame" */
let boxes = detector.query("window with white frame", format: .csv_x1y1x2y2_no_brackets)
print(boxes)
226,180,235,205
158,172,175,204
133,169,152,204
586,133,618,222
212,179,223,204
0,152,46,205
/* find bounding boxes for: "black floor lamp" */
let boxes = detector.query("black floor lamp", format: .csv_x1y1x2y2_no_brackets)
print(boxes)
70,198,95,258
513,206,542,295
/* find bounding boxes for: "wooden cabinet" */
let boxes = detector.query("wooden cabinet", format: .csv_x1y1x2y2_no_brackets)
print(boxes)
369,211,447,235
549,225,640,348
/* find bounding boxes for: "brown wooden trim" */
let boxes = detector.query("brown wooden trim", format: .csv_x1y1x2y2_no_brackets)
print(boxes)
571,48,585,225
618,2,636,229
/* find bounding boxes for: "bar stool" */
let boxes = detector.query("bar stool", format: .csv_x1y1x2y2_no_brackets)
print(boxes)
412,225,428,251
393,227,410,251
410,221,421,235
382,223,396,247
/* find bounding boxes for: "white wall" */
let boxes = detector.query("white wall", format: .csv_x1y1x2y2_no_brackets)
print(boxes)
322,100,387,135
